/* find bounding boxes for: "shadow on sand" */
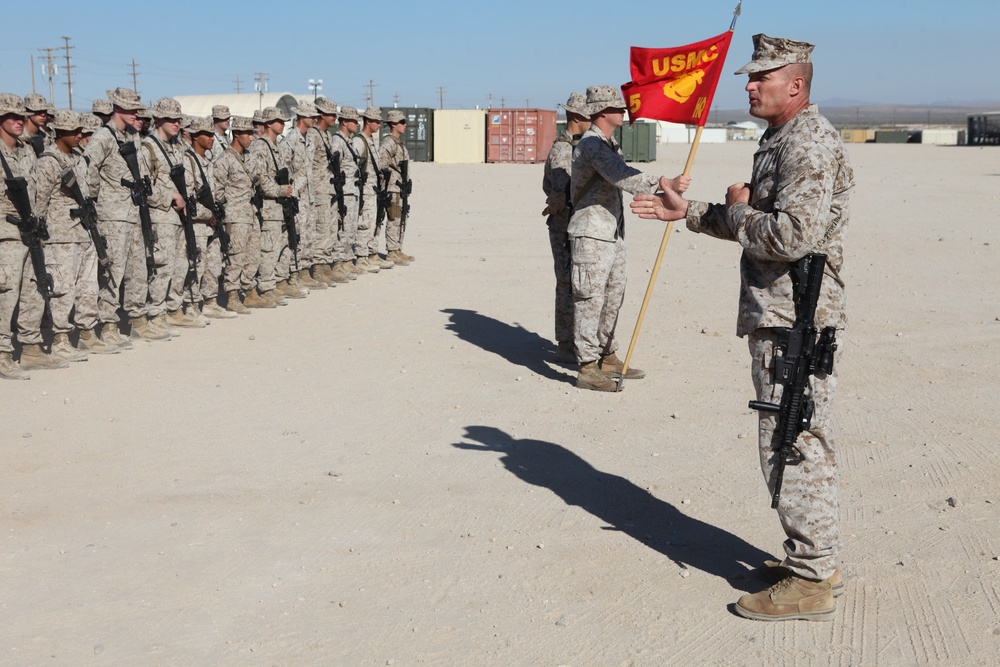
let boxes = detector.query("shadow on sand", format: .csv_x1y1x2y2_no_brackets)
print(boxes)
453,425,771,592
441,308,573,383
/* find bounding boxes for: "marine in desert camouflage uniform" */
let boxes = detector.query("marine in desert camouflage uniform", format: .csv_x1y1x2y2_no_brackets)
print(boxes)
330,105,366,277
83,87,152,350
541,92,590,363
21,93,55,157
213,115,270,312
377,109,413,266
182,115,234,320
91,98,113,127
207,105,231,162
249,106,307,303
279,101,326,289
568,85,688,391
632,35,854,622
143,96,202,334
305,97,352,284
0,93,61,378
353,106,394,272
33,110,116,361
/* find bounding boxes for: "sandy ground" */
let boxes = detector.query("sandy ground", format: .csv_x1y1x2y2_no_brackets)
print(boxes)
2,141,998,666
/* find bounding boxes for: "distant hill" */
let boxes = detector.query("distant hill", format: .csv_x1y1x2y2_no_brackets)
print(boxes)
708,103,1000,128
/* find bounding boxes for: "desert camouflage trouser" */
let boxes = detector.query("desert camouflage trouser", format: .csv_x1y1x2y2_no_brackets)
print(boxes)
296,200,315,269
749,327,842,582
185,224,224,304
97,220,149,322
0,240,45,351
46,241,99,333
548,223,573,346
385,193,404,252
311,200,337,265
148,222,185,317
223,221,260,293
257,217,290,292
571,235,625,364
357,189,379,257
336,194,359,262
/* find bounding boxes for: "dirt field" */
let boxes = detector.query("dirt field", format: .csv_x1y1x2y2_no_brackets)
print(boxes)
2,141,997,666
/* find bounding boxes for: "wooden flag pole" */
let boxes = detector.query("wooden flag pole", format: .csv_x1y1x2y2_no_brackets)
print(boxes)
615,125,703,392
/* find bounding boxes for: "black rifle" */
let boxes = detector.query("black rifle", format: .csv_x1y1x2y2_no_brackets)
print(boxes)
275,167,300,271
167,163,201,290
375,167,392,233
27,134,45,158
322,142,347,227
748,253,838,509
118,140,157,274
62,169,116,289
1,155,53,299
397,159,412,234
250,182,265,229
186,149,231,267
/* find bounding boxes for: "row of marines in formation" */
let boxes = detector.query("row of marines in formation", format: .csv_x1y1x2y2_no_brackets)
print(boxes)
0,89,416,379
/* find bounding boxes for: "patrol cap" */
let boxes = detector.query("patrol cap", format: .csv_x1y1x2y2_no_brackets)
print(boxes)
50,109,84,132
24,93,55,115
559,92,588,117
385,109,406,124
735,34,815,75
106,87,144,111
212,105,231,120
292,101,319,118
0,93,27,117
81,113,103,134
584,85,627,116
361,106,382,122
229,115,253,132
314,97,338,116
187,115,214,135
151,97,183,120
258,106,288,123
92,99,113,115
338,106,361,122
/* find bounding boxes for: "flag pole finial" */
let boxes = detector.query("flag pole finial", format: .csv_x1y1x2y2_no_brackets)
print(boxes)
730,0,742,31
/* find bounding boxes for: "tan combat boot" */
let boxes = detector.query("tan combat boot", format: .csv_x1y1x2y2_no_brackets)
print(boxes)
298,268,326,289
398,249,415,262
130,316,171,341
735,575,835,622
225,290,250,315
243,289,276,309
370,253,394,269
387,250,410,266
149,313,178,337
599,352,645,380
759,560,845,598
576,361,617,392
203,297,238,319
329,262,353,283
19,343,70,370
260,289,287,306
102,323,134,350
355,256,380,273
0,351,30,380
166,308,205,329
78,327,120,354
276,279,308,299
52,333,88,363
312,265,333,286
347,259,366,275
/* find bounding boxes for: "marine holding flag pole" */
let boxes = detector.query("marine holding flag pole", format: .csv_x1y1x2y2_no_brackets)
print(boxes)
615,0,742,391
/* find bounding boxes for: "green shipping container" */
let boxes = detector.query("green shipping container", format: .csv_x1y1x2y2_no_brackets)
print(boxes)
613,121,657,162
379,107,434,162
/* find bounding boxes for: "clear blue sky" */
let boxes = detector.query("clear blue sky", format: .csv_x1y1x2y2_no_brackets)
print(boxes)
3,0,998,113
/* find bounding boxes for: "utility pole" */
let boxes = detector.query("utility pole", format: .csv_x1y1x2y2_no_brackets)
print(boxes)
392,92,400,107
500,97,505,109
30,55,36,94
436,86,445,110
364,79,378,107
487,93,493,108
38,47,58,106
61,36,75,110
128,59,140,96
254,72,269,110
234,76,243,94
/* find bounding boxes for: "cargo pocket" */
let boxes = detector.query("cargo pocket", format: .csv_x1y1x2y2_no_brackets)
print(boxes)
0,263,15,293
571,237,601,299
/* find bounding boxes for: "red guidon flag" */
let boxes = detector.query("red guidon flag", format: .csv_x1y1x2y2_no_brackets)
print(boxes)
621,31,733,126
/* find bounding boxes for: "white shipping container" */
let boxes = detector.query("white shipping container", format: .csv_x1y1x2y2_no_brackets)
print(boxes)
920,128,960,146
433,110,486,163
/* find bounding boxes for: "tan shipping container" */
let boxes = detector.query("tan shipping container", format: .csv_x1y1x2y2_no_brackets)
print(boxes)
432,110,487,163
841,128,874,143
